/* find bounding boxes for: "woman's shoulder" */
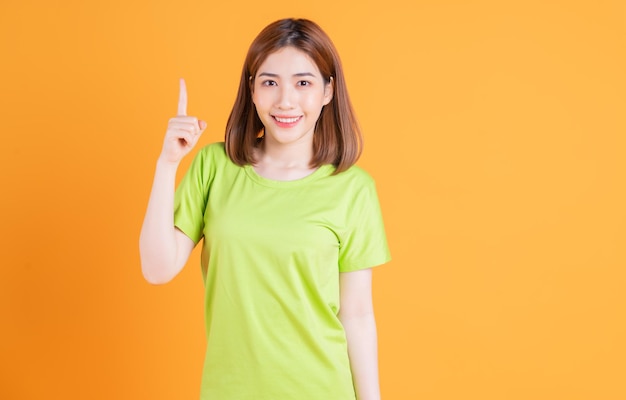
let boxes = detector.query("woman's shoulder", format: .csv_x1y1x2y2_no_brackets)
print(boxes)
198,141,226,156
191,141,229,164
323,164,379,196
183,142,230,178
333,164,376,185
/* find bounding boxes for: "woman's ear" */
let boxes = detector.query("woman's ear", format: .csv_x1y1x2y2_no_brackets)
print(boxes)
323,76,334,106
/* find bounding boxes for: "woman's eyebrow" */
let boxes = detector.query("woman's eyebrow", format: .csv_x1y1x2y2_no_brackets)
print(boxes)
257,72,318,78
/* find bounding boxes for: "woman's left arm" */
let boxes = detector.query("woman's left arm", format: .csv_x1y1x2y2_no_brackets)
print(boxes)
338,268,381,400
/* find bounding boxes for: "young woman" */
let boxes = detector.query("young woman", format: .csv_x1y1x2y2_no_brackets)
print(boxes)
140,18,390,400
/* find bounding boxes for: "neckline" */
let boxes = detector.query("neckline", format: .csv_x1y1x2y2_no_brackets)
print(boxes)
243,163,335,188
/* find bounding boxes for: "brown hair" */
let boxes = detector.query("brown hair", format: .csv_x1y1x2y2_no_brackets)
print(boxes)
224,18,362,173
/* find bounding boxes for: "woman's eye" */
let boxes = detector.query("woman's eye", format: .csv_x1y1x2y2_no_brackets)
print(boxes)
262,80,277,86
297,80,311,87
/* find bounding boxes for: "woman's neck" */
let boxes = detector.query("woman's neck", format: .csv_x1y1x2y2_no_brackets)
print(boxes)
256,137,313,169
252,138,317,181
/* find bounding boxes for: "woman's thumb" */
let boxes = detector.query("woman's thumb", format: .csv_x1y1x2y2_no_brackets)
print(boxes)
199,120,207,132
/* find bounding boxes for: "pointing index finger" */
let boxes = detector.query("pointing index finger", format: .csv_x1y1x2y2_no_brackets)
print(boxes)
178,78,187,116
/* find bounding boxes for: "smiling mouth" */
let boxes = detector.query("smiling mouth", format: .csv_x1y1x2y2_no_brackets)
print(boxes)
273,116,302,123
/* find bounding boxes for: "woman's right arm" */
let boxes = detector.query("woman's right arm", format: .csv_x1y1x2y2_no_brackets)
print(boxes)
139,79,206,284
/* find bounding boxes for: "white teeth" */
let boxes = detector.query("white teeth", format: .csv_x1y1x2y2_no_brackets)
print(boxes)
275,116,299,123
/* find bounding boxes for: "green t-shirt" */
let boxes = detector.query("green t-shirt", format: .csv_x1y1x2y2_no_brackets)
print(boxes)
174,142,390,400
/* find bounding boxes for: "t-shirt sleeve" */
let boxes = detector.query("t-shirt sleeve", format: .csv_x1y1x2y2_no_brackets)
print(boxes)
338,173,391,272
174,145,213,244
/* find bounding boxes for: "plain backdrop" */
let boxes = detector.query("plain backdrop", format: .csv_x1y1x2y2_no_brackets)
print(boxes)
1,0,625,399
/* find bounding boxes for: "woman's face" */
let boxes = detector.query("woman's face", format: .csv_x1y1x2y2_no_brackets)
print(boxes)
252,46,333,147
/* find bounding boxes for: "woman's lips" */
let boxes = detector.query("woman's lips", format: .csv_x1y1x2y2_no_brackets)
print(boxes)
272,115,302,126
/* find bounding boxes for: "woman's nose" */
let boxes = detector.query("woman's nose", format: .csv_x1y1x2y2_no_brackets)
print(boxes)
276,85,296,109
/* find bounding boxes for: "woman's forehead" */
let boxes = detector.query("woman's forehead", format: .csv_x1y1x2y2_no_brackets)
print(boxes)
255,46,322,77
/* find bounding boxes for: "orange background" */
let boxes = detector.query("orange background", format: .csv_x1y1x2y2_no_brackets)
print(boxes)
1,0,625,399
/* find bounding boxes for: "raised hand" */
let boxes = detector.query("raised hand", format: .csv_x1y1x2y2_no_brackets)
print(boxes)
159,78,207,164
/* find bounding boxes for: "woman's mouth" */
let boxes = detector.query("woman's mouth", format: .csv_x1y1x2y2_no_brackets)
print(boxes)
273,116,301,123
272,115,302,127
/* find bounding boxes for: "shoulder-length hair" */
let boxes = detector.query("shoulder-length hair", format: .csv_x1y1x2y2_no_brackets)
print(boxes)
224,18,362,174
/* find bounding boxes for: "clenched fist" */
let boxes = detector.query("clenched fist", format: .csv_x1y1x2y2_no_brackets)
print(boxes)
159,78,207,164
